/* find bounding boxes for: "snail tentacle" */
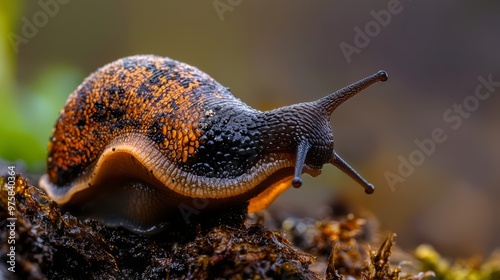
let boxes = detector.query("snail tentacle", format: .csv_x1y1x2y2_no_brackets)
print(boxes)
317,70,388,115
292,141,310,188
330,152,375,194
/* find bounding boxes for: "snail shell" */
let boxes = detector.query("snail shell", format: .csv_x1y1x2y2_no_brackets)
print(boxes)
39,55,387,234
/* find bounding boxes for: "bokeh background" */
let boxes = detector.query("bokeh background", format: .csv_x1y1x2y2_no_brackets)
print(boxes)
1,1,499,258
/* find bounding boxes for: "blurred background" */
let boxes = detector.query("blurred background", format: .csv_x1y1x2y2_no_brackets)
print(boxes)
1,1,499,258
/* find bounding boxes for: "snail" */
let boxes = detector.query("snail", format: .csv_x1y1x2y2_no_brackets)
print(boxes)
39,55,387,234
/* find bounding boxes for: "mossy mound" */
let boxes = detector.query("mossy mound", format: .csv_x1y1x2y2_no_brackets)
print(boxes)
10,174,497,279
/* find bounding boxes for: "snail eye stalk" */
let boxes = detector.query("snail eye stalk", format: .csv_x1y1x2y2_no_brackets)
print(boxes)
330,152,374,194
292,141,310,188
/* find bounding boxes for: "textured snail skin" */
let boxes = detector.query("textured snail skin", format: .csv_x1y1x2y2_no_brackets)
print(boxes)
39,55,387,233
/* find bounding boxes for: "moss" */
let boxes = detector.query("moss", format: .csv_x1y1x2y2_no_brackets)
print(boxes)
416,245,500,280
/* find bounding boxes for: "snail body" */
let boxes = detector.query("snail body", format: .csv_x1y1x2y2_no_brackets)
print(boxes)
39,55,387,233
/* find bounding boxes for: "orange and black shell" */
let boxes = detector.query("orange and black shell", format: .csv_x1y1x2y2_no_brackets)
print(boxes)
47,55,266,188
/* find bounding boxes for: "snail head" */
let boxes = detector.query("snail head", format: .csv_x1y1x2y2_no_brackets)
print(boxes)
287,71,388,193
